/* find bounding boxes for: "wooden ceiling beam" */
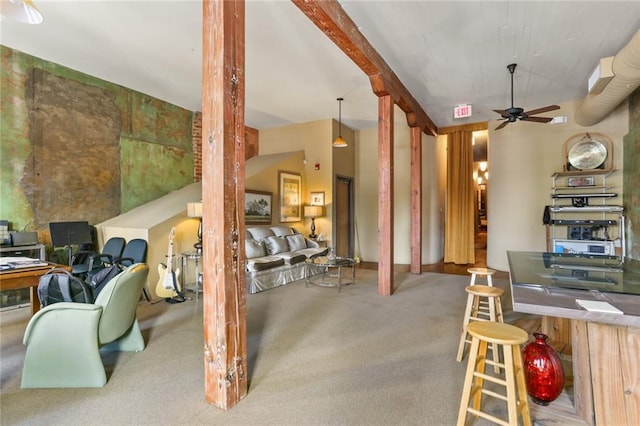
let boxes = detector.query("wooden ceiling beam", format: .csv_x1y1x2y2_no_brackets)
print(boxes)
292,0,438,137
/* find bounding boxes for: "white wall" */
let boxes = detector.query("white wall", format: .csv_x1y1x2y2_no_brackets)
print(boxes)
355,105,444,264
487,99,629,270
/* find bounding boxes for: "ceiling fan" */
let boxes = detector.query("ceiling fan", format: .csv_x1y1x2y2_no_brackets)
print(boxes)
493,63,560,130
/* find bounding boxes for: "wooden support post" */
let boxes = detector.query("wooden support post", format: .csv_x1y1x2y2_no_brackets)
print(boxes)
201,0,247,410
378,95,394,295
410,126,422,274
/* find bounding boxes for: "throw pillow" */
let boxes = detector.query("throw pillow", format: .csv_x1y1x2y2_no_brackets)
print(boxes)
270,226,294,237
246,239,266,259
264,236,289,255
286,234,307,251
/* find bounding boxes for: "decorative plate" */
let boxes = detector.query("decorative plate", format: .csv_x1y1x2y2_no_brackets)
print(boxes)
567,138,607,170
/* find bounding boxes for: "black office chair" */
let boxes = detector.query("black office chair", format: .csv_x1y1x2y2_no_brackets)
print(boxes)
71,237,126,279
113,238,150,301
113,239,148,267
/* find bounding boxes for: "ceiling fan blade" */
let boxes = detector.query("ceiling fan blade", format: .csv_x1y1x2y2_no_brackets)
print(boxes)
524,105,560,116
495,120,510,130
493,109,509,116
521,116,553,123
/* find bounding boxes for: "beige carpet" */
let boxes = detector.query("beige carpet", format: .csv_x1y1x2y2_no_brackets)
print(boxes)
2,269,532,425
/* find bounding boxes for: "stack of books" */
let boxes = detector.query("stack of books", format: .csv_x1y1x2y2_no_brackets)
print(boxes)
0,257,49,271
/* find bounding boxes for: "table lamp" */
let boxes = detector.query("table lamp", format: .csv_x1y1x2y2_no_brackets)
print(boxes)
304,205,324,239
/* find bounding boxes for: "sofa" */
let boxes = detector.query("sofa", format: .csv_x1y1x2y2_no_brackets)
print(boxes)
245,226,328,293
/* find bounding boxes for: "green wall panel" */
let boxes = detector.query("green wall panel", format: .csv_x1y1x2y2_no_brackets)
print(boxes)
624,88,640,260
120,137,193,213
1,46,194,240
129,93,193,150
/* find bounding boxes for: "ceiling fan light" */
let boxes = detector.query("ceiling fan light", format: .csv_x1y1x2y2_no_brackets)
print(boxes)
1,0,44,24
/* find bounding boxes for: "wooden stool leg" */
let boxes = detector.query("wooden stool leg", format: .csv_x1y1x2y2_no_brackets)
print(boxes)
487,274,493,286
495,296,504,323
513,344,532,426
488,297,500,373
457,293,475,362
503,344,519,424
469,273,477,286
472,339,488,411
457,336,481,426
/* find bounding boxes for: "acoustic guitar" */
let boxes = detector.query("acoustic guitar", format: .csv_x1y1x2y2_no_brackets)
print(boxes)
155,227,183,300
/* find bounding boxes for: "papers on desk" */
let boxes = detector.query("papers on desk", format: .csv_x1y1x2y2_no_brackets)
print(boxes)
0,257,49,271
576,299,623,315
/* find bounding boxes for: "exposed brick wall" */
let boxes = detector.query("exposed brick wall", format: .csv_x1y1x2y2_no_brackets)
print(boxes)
191,112,258,182
192,112,203,182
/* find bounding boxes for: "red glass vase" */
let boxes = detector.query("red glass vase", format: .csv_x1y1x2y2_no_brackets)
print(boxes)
522,333,565,406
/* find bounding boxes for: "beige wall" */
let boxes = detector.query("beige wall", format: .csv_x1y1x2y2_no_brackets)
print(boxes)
487,99,628,270
355,105,444,264
258,119,339,238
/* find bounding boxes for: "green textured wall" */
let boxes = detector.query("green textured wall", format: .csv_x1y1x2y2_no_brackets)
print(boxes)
0,46,194,241
624,88,640,260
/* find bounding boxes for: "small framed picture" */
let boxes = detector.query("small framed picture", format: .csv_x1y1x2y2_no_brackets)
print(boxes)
245,190,272,224
310,191,325,206
567,176,595,187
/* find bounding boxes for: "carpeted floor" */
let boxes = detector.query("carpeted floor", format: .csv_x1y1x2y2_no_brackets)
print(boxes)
1,269,552,425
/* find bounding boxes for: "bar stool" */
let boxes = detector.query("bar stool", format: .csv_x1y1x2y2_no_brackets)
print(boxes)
467,267,496,286
457,321,531,426
456,285,504,368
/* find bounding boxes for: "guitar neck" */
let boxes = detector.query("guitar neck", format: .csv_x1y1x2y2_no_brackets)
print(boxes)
166,243,174,272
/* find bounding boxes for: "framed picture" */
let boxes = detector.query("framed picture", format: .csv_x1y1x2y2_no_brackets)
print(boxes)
245,190,272,224
279,171,301,222
567,176,595,187
310,191,325,206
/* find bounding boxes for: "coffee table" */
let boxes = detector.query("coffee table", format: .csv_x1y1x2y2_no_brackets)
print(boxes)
305,256,355,292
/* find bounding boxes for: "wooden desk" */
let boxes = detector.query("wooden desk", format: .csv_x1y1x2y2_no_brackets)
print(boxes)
508,251,640,426
0,264,71,315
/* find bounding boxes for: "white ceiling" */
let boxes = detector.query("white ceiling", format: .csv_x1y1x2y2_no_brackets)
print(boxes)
1,1,639,132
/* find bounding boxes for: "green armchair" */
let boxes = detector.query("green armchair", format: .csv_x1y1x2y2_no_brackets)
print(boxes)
21,263,150,388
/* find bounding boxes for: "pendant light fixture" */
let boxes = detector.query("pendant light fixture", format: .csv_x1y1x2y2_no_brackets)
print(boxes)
333,97,347,148
0,0,44,24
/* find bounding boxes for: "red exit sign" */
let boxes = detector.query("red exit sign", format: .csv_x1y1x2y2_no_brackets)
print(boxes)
454,104,472,118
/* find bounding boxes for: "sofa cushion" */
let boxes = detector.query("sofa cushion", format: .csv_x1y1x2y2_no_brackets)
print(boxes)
247,227,275,241
285,233,307,251
276,251,307,265
270,226,294,237
245,239,266,259
264,235,289,255
246,256,285,272
297,247,329,259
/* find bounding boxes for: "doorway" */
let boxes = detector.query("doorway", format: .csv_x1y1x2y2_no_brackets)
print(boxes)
334,176,354,257
472,130,488,266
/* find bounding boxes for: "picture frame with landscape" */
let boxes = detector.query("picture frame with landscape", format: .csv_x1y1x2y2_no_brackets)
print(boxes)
245,190,272,224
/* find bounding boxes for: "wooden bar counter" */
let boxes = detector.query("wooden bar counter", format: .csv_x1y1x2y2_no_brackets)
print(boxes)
508,251,640,426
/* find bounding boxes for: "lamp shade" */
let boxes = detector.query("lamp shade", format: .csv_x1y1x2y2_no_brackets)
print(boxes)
333,136,347,148
333,97,347,148
0,0,43,24
304,205,324,218
187,202,203,218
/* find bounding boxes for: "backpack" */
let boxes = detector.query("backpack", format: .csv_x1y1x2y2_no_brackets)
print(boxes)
88,264,123,298
37,268,93,307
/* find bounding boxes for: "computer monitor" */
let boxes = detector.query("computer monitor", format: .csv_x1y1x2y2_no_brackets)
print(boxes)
49,221,93,247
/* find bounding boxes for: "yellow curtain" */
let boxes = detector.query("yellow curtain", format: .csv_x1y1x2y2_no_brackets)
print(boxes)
444,130,475,264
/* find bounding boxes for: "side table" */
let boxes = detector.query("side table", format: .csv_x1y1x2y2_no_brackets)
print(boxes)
181,251,202,300
305,256,355,292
